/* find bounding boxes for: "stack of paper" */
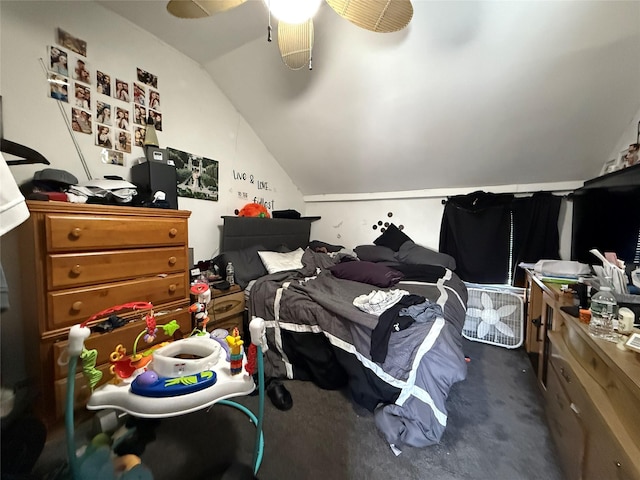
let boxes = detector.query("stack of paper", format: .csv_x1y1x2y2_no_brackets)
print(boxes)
590,249,628,294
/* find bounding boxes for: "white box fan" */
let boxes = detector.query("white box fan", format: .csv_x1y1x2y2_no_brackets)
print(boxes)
462,283,525,349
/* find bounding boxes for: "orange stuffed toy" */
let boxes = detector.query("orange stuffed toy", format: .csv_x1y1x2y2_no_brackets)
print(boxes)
235,203,271,218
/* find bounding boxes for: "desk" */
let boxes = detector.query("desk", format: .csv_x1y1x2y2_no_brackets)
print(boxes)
523,269,640,479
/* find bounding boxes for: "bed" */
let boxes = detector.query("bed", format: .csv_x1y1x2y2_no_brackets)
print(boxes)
214,218,468,452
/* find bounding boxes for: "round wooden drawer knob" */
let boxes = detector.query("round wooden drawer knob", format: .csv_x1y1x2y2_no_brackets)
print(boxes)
70,227,82,238
72,301,83,311
168,256,177,265
71,264,82,275
168,284,176,293
169,228,178,237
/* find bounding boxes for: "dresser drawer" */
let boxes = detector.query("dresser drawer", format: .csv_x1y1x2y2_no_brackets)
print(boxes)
209,291,244,324
47,247,187,289
47,274,188,331
52,307,191,380
54,363,112,419
584,414,640,480
544,362,585,480
208,314,244,337
45,214,187,252
548,333,590,412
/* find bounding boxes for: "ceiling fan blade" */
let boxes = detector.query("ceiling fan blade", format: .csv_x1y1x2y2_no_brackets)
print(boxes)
325,0,413,33
277,20,314,71
166,0,247,19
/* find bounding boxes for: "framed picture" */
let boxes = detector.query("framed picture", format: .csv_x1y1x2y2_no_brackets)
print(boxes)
600,158,619,176
620,144,639,169
57,28,87,57
167,147,219,201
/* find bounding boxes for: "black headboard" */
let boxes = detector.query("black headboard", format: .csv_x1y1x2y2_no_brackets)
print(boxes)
220,216,318,252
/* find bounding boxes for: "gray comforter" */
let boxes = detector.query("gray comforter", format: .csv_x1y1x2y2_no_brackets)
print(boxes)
249,249,468,451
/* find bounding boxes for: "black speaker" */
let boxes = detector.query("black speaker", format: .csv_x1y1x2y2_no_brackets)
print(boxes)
131,161,178,209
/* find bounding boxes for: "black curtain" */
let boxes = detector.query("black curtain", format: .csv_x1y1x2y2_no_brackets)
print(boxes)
512,192,562,285
439,191,514,284
439,191,562,285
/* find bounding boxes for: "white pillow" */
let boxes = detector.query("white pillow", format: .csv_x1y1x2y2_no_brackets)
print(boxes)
258,248,305,274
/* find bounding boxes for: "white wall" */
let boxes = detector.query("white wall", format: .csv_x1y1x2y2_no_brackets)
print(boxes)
304,106,640,258
305,181,580,261
0,0,303,386
303,106,640,254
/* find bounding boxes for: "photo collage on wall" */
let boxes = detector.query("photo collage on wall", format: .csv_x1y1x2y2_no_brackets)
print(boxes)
46,28,163,166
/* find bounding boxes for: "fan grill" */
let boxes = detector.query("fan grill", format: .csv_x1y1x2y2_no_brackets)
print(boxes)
463,286,524,349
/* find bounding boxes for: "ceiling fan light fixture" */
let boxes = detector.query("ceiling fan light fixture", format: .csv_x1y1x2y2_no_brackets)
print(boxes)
265,0,323,24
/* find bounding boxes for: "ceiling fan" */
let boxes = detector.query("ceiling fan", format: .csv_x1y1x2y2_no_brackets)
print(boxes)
166,0,413,70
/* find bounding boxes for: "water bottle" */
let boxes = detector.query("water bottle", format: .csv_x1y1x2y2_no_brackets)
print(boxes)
226,262,235,286
589,285,617,340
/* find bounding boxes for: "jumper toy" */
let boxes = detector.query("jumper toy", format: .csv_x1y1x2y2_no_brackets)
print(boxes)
63,303,267,478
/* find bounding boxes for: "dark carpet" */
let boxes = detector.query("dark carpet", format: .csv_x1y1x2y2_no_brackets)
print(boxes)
31,339,564,480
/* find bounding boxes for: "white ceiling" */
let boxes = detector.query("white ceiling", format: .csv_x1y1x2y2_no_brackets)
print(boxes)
99,0,640,196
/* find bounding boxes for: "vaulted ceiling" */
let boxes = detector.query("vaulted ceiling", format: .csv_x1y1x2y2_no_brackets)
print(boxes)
99,1,640,196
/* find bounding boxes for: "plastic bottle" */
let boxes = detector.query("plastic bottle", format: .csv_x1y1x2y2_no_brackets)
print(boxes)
226,262,235,286
588,285,617,340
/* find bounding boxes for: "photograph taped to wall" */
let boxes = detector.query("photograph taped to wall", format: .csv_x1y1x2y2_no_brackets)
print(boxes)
115,130,131,153
115,106,129,130
134,82,146,106
133,104,146,125
96,101,112,125
148,89,160,111
149,109,162,131
136,67,158,89
101,149,124,166
71,107,92,135
96,125,113,149
168,147,219,201
48,46,68,76
97,70,111,96
73,82,90,109
72,56,91,85
134,126,145,147
47,73,68,103
57,28,87,57
115,79,130,102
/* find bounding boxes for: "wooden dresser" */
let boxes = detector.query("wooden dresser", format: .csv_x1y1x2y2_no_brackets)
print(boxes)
19,201,193,425
524,270,640,479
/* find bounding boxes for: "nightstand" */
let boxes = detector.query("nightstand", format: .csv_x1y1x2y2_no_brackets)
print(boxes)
207,284,245,336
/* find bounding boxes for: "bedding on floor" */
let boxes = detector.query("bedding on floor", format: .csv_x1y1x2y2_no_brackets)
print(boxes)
248,247,468,451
